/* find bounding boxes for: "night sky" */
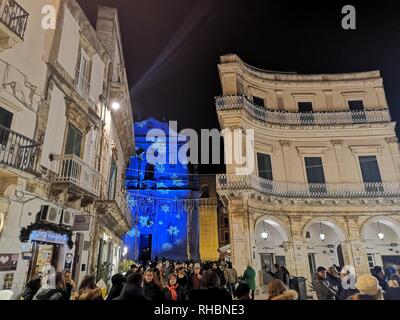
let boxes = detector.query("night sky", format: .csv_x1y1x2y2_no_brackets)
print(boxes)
78,0,400,174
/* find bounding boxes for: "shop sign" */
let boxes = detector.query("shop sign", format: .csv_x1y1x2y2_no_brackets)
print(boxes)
0,254,18,272
21,252,33,260
72,215,91,231
29,230,69,245
64,253,73,271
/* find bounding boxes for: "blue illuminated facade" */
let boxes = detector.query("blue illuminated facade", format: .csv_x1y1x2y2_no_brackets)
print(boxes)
124,118,200,262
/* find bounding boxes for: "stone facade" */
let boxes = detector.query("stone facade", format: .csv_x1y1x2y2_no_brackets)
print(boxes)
0,0,134,293
215,54,400,293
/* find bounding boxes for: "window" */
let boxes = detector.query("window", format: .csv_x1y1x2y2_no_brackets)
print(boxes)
359,155,383,193
224,217,229,227
308,253,317,275
0,107,13,129
76,50,90,97
305,157,326,194
65,124,83,158
253,96,265,108
201,185,210,198
224,232,230,242
144,163,155,180
0,107,13,145
257,153,273,180
348,100,366,123
367,253,375,272
108,159,117,200
298,102,314,124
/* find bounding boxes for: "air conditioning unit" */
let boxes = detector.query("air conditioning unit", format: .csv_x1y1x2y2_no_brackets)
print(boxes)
60,209,74,228
39,205,61,225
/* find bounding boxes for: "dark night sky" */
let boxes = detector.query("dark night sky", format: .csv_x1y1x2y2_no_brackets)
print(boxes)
78,0,400,174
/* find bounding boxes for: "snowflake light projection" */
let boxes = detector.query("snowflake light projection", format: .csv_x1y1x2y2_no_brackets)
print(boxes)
161,205,170,213
139,215,154,228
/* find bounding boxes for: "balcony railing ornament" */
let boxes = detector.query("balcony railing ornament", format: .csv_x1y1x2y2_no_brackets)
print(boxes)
216,95,391,126
0,0,29,40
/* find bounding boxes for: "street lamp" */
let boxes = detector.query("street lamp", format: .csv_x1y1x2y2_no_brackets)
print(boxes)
319,222,326,241
111,101,121,110
377,222,385,241
261,221,268,240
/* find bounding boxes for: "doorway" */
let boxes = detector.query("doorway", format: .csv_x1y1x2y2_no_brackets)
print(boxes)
139,234,152,263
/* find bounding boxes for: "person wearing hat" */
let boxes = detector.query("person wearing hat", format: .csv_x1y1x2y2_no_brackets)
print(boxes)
371,266,388,291
315,266,338,300
350,274,384,300
188,263,202,292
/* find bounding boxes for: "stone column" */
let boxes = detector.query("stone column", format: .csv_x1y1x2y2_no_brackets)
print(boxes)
229,198,251,277
386,137,400,180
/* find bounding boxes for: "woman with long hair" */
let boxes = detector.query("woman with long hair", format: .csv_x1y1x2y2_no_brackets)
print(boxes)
267,279,298,300
71,275,103,300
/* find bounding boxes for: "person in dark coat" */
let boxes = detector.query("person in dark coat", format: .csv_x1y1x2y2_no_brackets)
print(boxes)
143,270,163,301
177,269,188,299
371,266,388,291
188,263,202,293
115,273,149,301
22,276,42,300
212,262,227,288
314,266,338,300
326,266,343,299
63,271,76,299
106,273,126,300
189,269,232,302
163,274,185,301
234,283,251,300
34,272,68,301
384,278,400,300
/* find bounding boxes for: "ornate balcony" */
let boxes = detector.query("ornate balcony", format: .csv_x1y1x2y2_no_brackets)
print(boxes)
51,154,101,198
96,191,133,237
216,95,391,126
216,174,400,198
0,0,29,50
0,124,39,175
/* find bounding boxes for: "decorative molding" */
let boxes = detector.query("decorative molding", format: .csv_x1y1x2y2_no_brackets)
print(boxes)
350,145,383,156
296,147,328,156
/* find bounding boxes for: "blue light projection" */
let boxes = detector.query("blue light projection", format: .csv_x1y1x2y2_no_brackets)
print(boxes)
124,118,200,262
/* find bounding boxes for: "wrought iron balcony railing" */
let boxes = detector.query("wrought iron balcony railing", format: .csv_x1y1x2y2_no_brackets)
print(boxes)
0,0,29,40
0,124,39,174
215,95,391,126
52,154,101,198
216,174,400,198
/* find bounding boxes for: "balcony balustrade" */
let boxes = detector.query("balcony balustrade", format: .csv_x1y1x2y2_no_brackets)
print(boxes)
0,0,28,50
216,174,400,198
52,154,101,198
0,124,39,175
216,95,391,126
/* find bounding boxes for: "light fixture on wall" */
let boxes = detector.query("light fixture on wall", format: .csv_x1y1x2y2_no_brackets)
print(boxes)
261,221,268,240
122,246,128,257
377,222,385,241
319,222,326,241
111,101,121,110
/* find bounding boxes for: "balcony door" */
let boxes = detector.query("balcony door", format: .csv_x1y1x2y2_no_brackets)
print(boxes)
305,157,327,194
0,106,13,146
348,100,366,123
257,153,273,191
359,155,383,193
108,159,117,200
65,123,83,158
298,102,314,124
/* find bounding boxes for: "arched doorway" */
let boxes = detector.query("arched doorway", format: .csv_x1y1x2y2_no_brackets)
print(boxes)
361,217,400,273
304,220,346,276
254,217,289,285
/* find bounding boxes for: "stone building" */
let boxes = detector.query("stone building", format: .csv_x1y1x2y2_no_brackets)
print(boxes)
215,54,400,291
0,0,133,292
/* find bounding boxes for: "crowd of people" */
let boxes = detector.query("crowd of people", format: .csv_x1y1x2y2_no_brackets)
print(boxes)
314,264,400,300
13,259,400,301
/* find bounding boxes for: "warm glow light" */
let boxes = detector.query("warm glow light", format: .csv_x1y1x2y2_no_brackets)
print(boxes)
123,246,128,256
377,232,385,241
319,233,326,241
261,232,269,239
111,102,121,110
